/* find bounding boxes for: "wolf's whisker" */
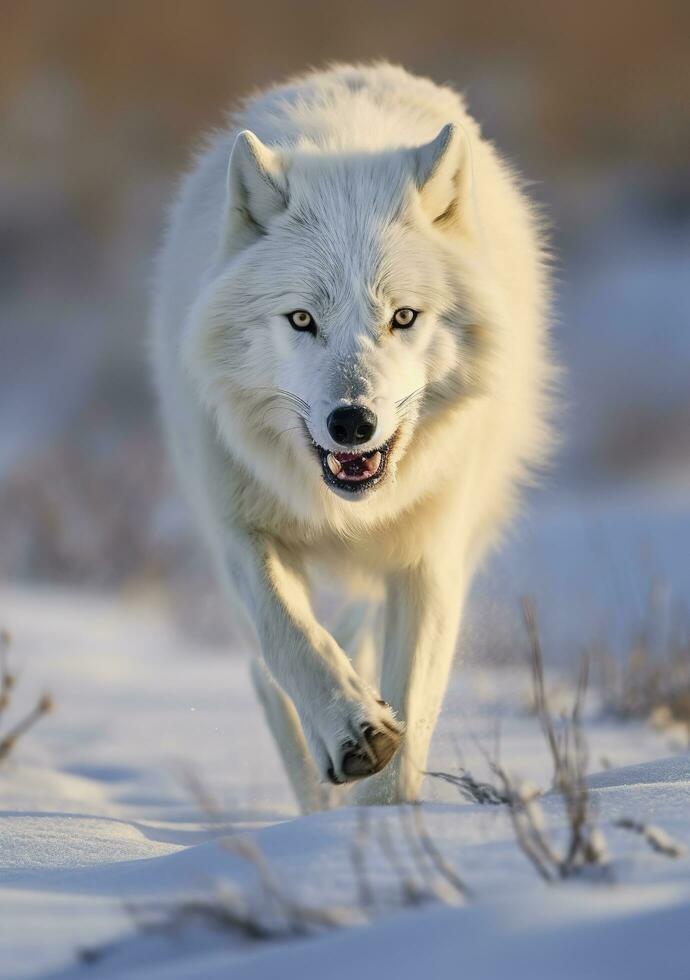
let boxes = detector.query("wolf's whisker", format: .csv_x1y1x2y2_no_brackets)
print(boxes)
254,386,311,415
395,386,426,413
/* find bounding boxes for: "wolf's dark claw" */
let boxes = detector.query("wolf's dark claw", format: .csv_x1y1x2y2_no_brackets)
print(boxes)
339,722,402,781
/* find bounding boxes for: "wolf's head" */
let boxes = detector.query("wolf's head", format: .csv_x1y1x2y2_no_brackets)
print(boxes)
185,123,495,512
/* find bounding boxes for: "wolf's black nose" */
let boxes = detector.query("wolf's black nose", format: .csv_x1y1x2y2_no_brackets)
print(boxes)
327,405,377,446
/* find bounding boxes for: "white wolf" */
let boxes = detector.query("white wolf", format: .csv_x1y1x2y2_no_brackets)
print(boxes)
152,63,553,810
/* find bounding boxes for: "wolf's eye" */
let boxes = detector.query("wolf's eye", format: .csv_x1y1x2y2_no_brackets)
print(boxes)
391,308,418,329
286,310,316,334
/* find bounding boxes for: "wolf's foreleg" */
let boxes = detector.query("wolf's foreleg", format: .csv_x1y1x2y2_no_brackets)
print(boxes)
332,600,382,687
220,530,403,786
351,561,465,805
250,658,333,812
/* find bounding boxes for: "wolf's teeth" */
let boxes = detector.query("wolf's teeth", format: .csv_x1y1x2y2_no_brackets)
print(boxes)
327,453,342,475
368,451,382,473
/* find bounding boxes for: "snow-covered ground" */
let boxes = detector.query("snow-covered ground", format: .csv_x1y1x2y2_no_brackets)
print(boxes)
1,581,688,980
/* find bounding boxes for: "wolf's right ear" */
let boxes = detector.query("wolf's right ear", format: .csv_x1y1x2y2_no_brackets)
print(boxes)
221,130,288,255
409,123,474,233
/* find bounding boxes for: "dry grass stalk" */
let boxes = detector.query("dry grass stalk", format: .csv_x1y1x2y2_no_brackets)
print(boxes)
596,582,690,741
79,834,364,966
614,818,686,858
376,814,429,906
350,808,375,910
491,600,609,882
407,803,470,901
107,811,467,958
425,766,508,805
91,778,469,964
372,805,469,907
0,629,53,763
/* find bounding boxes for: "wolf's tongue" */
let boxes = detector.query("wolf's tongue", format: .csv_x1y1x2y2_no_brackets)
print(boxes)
327,450,382,481
342,456,369,477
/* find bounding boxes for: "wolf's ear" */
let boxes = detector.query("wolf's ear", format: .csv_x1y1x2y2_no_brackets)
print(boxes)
410,123,471,231
221,130,288,254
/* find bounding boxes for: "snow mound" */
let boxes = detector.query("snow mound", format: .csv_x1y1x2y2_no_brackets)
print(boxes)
0,588,688,979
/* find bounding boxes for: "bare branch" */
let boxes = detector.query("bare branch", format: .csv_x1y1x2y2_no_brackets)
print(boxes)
0,628,53,764
614,818,686,858
425,767,508,805
489,600,609,882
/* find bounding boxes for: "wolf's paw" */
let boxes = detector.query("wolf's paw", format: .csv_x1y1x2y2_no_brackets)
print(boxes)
324,701,403,785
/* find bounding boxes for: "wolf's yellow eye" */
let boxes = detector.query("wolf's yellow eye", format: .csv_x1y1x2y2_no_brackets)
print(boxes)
286,310,315,333
392,308,418,329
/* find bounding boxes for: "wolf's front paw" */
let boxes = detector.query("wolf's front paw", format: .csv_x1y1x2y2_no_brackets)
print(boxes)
324,701,403,785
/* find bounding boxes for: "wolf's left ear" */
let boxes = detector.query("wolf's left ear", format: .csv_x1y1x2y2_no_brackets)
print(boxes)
410,124,472,232
221,130,288,255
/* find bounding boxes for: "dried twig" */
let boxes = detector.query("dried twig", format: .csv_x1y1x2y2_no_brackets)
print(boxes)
350,808,375,910
407,804,470,900
490,601,609,882
376,815,427,906
491,766,560,882
0,629,53,763
425,767,508,805
614,818,686,858
112,831,362,958
0,694,54,762
81,765,471,969
596,580,690,740
0,629,16,711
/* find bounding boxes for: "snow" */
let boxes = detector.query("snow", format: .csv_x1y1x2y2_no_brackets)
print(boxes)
467,481,690,667
1,583,689,980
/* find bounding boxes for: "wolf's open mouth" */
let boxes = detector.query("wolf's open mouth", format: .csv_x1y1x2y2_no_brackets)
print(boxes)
315,439,394,494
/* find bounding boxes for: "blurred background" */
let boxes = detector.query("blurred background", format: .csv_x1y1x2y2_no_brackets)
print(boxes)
2,0,689,658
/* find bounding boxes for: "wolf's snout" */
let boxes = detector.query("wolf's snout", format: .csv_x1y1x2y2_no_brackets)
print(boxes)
327,405,377,446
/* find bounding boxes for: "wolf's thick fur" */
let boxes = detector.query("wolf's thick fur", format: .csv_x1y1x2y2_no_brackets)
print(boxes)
152,63,553,808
